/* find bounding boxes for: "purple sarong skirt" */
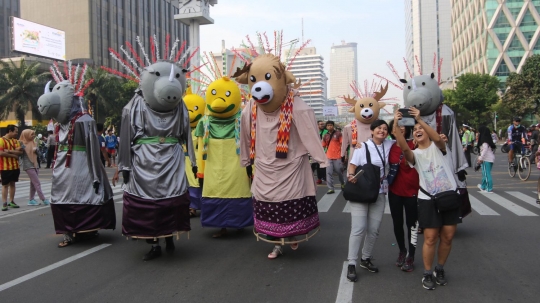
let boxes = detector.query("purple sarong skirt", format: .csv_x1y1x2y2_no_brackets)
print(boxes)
253,196,320,238
51,199,116,234
122,191,191,237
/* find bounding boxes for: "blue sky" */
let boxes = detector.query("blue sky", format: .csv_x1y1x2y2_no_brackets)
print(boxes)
199,0,406,100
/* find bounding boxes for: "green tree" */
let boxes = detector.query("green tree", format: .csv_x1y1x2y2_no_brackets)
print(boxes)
84,67,123,123
0,59,49,129
502,54,540,117
446,73,500,128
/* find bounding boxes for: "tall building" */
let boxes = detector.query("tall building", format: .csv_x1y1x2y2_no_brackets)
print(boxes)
285,47,327,117
405,0,452,82
330,41,357,115
452,0,540,86
0,0,20,59
19,0,188,69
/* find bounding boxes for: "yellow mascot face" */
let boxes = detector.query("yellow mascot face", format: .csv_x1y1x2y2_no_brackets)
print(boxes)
205,76,242,119
184,93,206,128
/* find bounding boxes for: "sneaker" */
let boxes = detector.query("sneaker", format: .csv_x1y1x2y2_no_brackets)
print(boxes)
8,202,19,208
143,245,162,261
401,257,414,272
42,199,50,206
268,246,283,259
359,258,379,273
27,200,39,206
477,184,486,192
485,191,494,194
433,267,448,286
341,183,345,189
316,179,322,185
347,265,358,282
395,251,407,267
1,203,7,211
327,189,335,194
422,273,436,290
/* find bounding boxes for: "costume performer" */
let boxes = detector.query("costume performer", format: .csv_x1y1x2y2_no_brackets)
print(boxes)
183,88,206,217
195,76,253,238
341,85,388,162
37,62,116,248
234,54,328,259
110,39,197,261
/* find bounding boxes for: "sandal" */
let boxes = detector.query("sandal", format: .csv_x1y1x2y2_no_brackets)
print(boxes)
58,240,73,248
189,208,197,218
268,246,283,259
212,228,227,238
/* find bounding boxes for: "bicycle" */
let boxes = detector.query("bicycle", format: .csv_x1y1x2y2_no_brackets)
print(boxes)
508,148,531,181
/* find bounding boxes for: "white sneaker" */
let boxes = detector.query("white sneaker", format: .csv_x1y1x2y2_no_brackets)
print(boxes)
485,190,494,194
477,184,486,192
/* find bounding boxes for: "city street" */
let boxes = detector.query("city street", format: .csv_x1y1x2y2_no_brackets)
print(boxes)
1,157,539,303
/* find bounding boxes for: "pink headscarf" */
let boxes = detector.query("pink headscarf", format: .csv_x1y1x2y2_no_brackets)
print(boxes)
20,129,38,168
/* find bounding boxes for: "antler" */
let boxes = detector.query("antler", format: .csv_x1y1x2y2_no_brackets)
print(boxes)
373,82,389,101
343,94,357,106
231,63,251,78
293,79,302,90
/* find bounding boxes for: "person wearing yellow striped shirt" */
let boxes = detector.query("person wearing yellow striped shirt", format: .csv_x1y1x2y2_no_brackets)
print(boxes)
0,125,23,211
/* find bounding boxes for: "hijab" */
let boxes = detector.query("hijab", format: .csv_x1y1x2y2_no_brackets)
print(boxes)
20,129,38,167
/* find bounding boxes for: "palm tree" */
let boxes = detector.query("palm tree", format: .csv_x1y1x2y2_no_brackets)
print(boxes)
0,59,49,129
84,67,125,122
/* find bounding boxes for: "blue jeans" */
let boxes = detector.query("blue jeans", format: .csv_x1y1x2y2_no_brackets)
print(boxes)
481,162,493,192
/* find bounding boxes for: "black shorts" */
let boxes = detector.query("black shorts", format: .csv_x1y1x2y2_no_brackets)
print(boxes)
418,198,462,228
1,169,20,185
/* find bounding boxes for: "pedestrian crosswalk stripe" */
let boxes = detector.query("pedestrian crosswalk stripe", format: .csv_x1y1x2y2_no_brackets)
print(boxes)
317,190,341,212
342,201,350,213
468,196,500,215
506,192,540,209
480,192,538,216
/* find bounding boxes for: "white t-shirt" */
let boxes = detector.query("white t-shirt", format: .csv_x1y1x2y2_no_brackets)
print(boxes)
409,142,457,200
350,139,395,193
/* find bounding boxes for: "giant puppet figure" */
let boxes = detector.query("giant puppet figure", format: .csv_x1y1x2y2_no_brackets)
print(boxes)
183,88,206,216
195,76,253,238
37,62,116,248
341,84,389,160
400,73,468,180
234,54,328,259
109,37,197,261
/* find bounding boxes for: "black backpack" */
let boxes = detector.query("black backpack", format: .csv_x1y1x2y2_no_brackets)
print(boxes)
343,141,381,203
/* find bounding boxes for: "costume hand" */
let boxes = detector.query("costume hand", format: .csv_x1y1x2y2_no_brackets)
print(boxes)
457,170,467,181
93,181,100,194
192,166,198,179
409,107,421,121
246,166,253,179
122,171,130,184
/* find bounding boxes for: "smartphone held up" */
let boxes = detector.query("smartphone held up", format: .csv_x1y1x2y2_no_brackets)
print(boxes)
397,108,415,126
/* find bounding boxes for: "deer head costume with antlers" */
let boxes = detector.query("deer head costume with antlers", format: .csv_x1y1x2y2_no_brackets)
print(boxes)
344,82,389,125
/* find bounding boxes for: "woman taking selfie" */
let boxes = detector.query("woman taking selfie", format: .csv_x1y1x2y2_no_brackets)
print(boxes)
393,107,461,291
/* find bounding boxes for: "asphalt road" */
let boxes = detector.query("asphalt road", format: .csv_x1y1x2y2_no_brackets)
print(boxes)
1,156,539,303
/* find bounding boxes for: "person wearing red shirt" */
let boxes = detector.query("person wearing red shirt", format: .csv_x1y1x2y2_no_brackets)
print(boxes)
388,119,419,272
322,121,343,194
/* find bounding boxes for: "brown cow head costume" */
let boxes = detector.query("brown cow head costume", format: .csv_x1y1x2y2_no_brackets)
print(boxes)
233,54,296,113
343,83,389,124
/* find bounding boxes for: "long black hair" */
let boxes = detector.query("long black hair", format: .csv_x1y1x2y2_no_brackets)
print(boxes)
477,126,496,149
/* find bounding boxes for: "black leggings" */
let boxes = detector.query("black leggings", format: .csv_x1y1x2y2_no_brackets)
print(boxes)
388,191,418,258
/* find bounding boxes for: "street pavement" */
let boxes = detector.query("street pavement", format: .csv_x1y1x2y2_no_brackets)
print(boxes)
1,158,539,303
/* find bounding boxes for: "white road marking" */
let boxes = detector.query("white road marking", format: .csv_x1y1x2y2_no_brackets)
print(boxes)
469,196,500,215
343,201,350,213
0,244,111,292
0,205,50,219
335,261,354,303
506,191,540,209
317,190,341,212
481,192,538,216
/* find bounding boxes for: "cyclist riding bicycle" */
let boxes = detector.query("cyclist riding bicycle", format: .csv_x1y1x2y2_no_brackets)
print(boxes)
507,116,528,167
